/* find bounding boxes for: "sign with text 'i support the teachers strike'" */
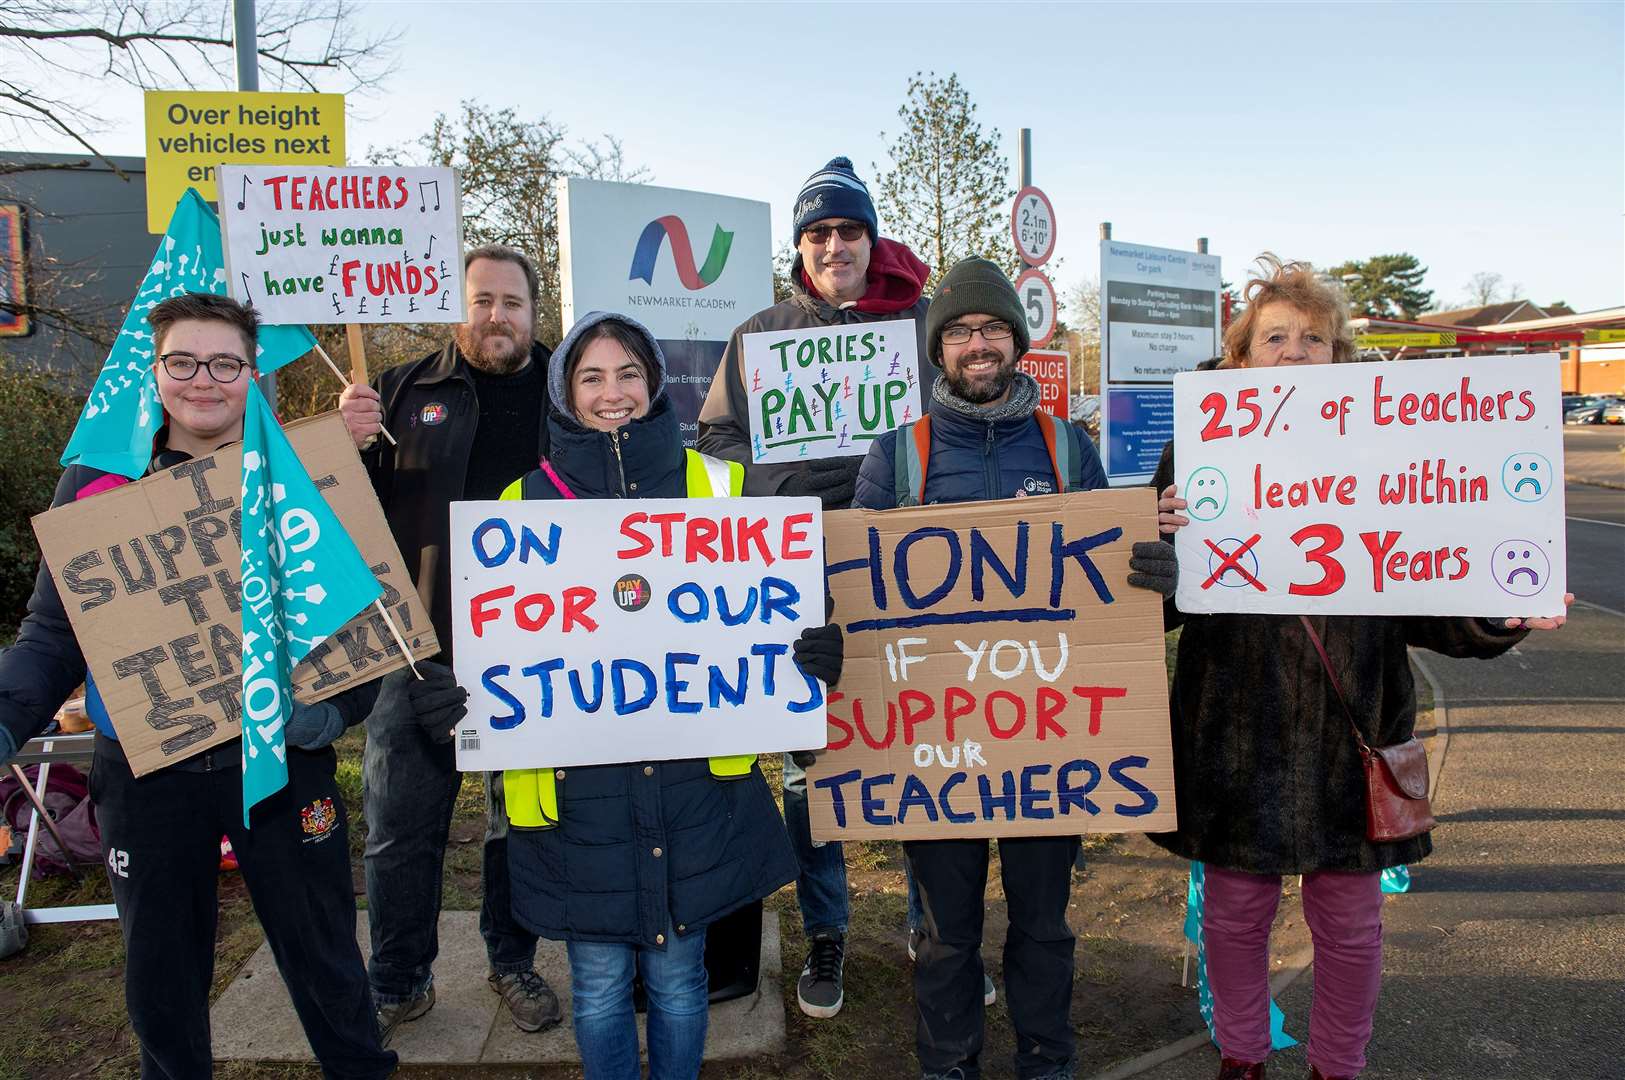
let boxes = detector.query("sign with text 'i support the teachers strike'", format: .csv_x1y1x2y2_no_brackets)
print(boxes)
807,490,1175,841
1172,353,1567,617
219,164,465,325
743,318,924,464
450,497,827,770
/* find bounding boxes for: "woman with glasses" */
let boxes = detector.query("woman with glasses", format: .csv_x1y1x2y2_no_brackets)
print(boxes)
0,292,429,1080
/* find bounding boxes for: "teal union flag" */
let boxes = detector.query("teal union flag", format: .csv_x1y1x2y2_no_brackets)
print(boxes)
238,383,380,825
60,188,315,479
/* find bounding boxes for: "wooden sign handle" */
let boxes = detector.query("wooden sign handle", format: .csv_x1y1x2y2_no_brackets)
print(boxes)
345,324,369,385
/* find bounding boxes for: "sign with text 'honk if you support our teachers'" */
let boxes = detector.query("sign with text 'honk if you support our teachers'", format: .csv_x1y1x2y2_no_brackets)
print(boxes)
450,497,828,771
807,490,1175,841
1172,353,1567,618
743,318,924,465
219,164,466,325
144,91,345,233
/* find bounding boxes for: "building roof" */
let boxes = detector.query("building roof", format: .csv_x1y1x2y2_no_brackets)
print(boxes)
1422,300,1548,327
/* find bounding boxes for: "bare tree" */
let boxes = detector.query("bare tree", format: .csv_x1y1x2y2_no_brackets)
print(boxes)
0,0,400,175
1465,271,1506,307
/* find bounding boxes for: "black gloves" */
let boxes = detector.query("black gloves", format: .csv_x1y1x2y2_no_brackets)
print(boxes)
782,457,859,510
793,622,844,689
406,661,469,744
284,701,346,751
1127,540,1178,599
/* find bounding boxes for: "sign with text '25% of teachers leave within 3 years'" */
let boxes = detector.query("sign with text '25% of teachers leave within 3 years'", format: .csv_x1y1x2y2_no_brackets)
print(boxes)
1172,353,1567,618
219,164,466,325
743,318,924,465
449,497,828,771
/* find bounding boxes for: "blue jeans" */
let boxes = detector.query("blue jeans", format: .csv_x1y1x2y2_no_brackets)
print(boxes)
568,927,710,1080
362,672,537,1002
781,752,849,936
907,859,925,932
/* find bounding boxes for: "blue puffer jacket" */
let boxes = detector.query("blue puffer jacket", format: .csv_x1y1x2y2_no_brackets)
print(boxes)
504,312,797,948
853,389,1107,511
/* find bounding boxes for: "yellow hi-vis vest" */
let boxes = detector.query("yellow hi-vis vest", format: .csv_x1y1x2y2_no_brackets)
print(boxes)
502,449,751,830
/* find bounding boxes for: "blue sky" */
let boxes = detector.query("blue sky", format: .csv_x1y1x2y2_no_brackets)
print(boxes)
31,1,1625,313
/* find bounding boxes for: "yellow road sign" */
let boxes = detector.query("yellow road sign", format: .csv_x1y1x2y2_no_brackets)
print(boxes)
1356,332,1456,348
1583,329,1625,344
144,91,345,233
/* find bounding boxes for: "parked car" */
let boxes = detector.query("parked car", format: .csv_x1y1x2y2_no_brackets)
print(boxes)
1603,400,1625,425
1565,403,1606,424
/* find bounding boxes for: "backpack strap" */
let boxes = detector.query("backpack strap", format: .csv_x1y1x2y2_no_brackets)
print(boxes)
1033,411,1083,493
892,416,932,507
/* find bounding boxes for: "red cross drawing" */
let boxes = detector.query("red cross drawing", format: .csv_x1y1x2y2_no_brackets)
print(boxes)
1202,535,1266,592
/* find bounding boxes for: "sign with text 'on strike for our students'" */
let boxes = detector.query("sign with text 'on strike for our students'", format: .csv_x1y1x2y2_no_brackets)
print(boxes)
742,318,923,465
450,497,827,771
807,490,1175,841
31,414,438,777
219,164,466,325
1173,353,1567,618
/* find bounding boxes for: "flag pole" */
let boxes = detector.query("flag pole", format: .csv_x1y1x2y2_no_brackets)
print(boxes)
373,600,424,680
312,342,397,447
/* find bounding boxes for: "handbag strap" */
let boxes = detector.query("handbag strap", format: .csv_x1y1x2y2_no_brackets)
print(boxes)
539,458,577,499
1298,615,1372,755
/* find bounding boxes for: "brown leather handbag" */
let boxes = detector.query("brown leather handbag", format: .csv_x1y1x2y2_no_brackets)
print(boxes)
1300,617,1437,843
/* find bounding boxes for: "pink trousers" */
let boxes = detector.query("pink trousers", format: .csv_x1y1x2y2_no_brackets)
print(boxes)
1204,865,1384,1078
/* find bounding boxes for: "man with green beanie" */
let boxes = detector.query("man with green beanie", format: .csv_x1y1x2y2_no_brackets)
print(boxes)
853,257,1176,1080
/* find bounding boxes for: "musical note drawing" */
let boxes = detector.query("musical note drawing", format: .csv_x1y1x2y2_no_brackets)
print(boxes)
425,234,436,259
418,180,441,213
236,175,249,210
239,273,253,306
438,290,451,310
331,294,344,316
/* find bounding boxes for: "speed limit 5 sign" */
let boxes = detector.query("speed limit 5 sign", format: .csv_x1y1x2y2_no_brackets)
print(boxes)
1014,267,1057,348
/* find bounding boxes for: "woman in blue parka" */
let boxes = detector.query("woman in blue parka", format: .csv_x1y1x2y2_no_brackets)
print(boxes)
499,311,840,1080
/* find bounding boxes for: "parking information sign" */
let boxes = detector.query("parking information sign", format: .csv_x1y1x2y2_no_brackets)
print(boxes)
1100,239,1221,384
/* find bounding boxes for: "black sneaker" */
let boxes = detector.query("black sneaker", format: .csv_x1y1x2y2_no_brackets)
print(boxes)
797,931,845,1018
908,928,995,1005
374,984,435,1046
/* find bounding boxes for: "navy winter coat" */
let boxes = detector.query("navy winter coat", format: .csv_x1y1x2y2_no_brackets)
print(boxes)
503,316,797,948
853,391,1107,511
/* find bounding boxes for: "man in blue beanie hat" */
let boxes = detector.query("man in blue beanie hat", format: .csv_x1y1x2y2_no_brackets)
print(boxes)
698,156,933,1020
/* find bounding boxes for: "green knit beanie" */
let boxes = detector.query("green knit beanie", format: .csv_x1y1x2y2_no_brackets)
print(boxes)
925,257,1030,366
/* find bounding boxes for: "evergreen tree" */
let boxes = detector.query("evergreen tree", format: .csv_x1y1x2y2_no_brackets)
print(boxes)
1328,254,1435,319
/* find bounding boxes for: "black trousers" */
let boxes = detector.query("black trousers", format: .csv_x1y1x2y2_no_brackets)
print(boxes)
903,835,1080,1080
92,733,396,1080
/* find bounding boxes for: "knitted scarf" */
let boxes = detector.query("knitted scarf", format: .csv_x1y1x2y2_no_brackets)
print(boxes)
930,368,1041,424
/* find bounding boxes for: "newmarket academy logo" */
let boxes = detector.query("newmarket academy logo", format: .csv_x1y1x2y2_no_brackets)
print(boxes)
628,215,733,290
300,797,338,842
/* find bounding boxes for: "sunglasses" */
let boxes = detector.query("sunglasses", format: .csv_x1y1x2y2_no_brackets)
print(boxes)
802,222,867,244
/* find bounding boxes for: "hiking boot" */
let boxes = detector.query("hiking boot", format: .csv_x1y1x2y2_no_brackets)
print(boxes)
797,931,845,1018
374,985,434,1046
907,928,996,1006
1217,1059,1265,1080
489,970,563,1032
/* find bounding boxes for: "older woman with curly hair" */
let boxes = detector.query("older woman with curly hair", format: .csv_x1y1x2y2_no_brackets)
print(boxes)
1151,256,1569,1080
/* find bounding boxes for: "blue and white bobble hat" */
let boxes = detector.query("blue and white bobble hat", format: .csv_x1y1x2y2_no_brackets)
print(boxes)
792,156,879,244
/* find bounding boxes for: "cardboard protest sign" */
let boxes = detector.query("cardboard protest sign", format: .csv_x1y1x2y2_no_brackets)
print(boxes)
218,164,465,325
450,497,827,771
33,414,438,776
807,490,1175,841
1172,353,1567,617
742,319,923,464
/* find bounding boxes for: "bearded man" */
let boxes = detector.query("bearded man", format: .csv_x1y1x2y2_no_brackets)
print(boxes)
337,245,562,1043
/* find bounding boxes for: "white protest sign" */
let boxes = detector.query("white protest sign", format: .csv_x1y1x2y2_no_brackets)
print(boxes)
450,497,828,770
1173,353,1567,617
1101,239,1221,383
219,164,465,324
742,318,923,465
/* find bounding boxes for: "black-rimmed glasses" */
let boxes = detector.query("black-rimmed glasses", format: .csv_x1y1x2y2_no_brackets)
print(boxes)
158,352,250,383
940,321,1014,346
